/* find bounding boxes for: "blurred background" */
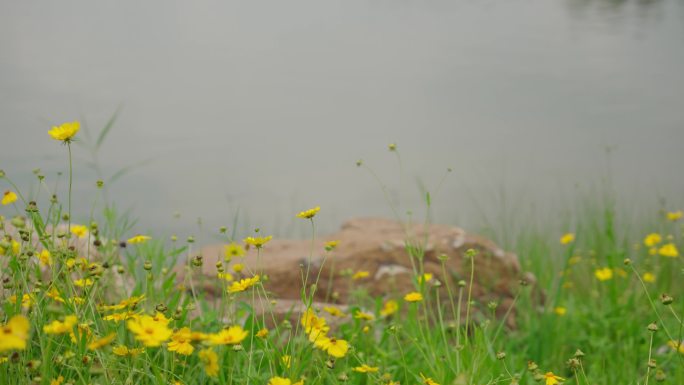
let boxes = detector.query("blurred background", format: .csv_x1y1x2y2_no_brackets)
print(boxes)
1,0,683,242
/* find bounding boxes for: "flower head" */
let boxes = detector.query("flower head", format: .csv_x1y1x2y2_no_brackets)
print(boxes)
352,271,369,280
227,275,260,293
224,242,246,259
544,372,565,385
296,206,320,219
243,235,272,249
70,225,88,238
404,292,423,302
644,233,662,247
380,300,399,317
127,235,151,244
658,243,679,258
87,333,116,350
126,314,172,346
594,267,613,281
198,348,219,377
667,211,683,221
43,315,78,335
1,191,17,206
48,121,80,142
560,233,575,245
420,373,440,385
167,327,196,355
353,364,379,373
0,315,30,352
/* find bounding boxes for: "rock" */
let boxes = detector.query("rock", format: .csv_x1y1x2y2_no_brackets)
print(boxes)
178,217,535,326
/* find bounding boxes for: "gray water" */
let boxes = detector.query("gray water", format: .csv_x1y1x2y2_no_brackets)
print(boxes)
1,0,683,242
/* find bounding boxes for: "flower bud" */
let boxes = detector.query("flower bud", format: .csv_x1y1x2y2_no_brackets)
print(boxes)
496,351,506,360
660,294,674,305
647,323,659,332
143,261,152,271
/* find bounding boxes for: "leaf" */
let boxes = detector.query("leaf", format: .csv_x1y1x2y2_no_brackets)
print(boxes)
96,105,123,150
108,157,154,184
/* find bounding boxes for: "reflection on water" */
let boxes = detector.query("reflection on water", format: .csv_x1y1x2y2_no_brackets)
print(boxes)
1,0,683,242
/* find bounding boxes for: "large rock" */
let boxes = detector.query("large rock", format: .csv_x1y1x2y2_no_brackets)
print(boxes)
180,218,534,325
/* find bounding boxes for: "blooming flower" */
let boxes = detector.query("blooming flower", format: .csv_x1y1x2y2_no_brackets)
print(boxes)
417,273,433,284
380,300,399,317
126,314,172,347
554,307,567,316
39,249,52,266
667,340,684,354
0,315,30,352
301,309,330,336
296,206,320,219
404,292,423,302
112,345,144,356
352,271,369,280
50,376,65,385
227,275,260,293
127,235,151,244
316,336,349,358
420,373,440,385
43,315,78,335
208,325,248,345
167,327,196,355
644,233,662,247
103,311,138,323
268,377,304,385
353,364,379,373
73,278,94,287
560,233,575,245
70,225,88,238
323,306,346,317
232,263,244,273
243,235,273,249
198,348,219,377
256,328,269,338
354,311,374,321
100,295,146,311
544,372,565,385
87,333,116,350
324,240,339,251
667,210,683,221
658,243,679,257
1,191,17,205
48,121,80,142
224,242,246,259
643,272,656,283
594,267,613,281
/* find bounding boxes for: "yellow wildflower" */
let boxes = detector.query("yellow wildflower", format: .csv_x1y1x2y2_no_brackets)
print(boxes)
198,348,219,377
560,233,575,245
103,311,138,323
256,328,269,338
39,249,52,266
667,210,683,221
301,309,330,336
227,275,260,293
352,271,369,280
354,311,374,321
50,376,64,385
168,327,195,355
323,306,346,317
316,336,349,358
296,206,320,219
544,372,565,385
43,315,78,335
48,121,80,142
380,300,399,317
268,377,304,385
46,286,65,303
643,272,656,283
87,333,116,350
8,293,34,309
667,340,684,354
594,267,613,281
232,263,244,273
127,235,151,244
112,345,144,356
224,242,246,259
353,364,379,373
243,235,273,249
658,243,679,257
73,278,94,287
101,295,146,311
324,240,339,251
1,191,17,205
70,225,88,238
420,373,440,385
404,292,423,302
0,315,30,352
418,273,433,284
644,233,662,247
554,307,567,316
126,314,172,346
208,325,248,345
281,354,292,368
218,272,234,281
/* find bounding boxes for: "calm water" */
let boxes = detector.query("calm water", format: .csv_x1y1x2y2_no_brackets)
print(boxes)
1,0,683,241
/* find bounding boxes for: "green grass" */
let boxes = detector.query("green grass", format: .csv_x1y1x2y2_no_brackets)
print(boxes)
0,133,682,385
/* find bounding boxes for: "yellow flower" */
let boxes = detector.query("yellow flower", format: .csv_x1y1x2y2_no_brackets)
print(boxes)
281,354,292,368
352,271,369,280
554,307,567,316
404,292,423,302
268,377,304,385
301,309,330,336
208,325,248,345
243,235,273,249
218,272,234,281
0,315,30,352
73,278,94,287
126,314,172,347
198,348,219,377
127,235,151,244
324,240,339,251
667,210,683,221
232,263,244,273
323,306,346,317
667,340,684,354
594,267,613,281
46,286,65,303
8,293,34,309
112,345,144,356
296,206,320,219
354,311,374,321
43,315,78,335
658,243,679,257
70,225,88,238
544,372,565,385
168,327,195,355
353,364,379,373
48,121,80,142
1,191,17,205
39,249,52,266
380,300,399,317
560,233,575,245
50,376,65,385
418,273,433,284
87,333,116,350
644,233,662,247
227,275,260,293
224,242,246,259
420,373,440,385
101,295,146,311
316,336,349,358
643,272,656,283
256,328,269,338
0,239,20,256
103,311,138,323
